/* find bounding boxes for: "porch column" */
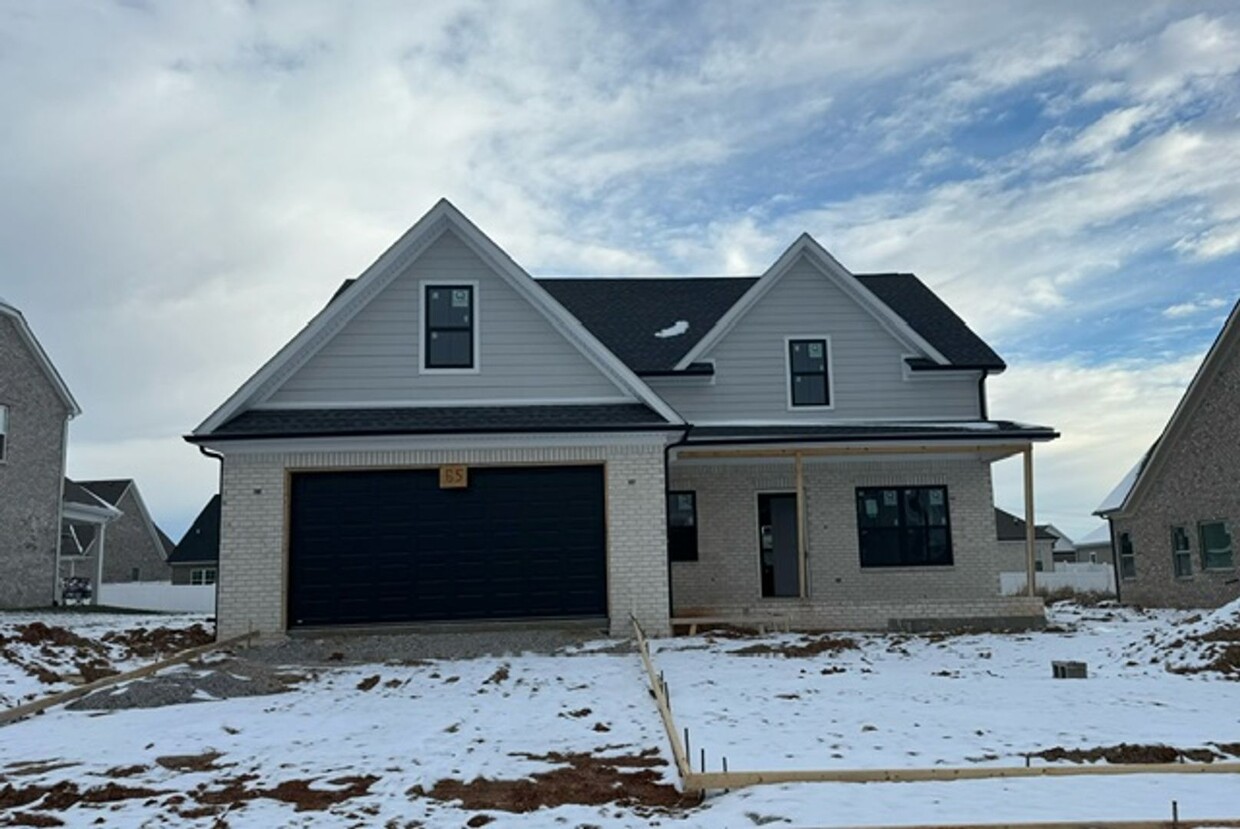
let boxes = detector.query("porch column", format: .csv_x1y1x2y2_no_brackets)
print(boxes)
1023,445,1036,598
795,451,807,598
93,523,107,606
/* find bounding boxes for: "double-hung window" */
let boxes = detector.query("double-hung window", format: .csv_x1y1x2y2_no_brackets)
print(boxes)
424,285,475,369
190,568,217,586
667,491,699,562
1118,532,1136,580
856,486,952,568
788,339,830,407
1199,521,1234,571
1171,526,1192,578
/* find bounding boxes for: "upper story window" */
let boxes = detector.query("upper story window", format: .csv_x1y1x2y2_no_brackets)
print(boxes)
0,404,8,461
423,284,475,370
787,338,831,408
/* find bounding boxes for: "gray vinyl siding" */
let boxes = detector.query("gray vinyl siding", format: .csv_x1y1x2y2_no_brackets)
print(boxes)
266,229,627,406
649,255,982,423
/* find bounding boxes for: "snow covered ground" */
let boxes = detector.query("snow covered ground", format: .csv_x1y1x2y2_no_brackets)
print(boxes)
0,603,1238,827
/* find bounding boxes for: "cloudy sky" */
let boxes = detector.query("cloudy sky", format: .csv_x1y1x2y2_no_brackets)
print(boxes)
2,0,1237,540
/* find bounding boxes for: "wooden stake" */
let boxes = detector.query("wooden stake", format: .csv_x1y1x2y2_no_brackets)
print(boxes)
1,631,258,726
630,615,691,780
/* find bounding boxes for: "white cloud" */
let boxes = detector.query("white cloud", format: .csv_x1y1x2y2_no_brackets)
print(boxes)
1162,297,1230,318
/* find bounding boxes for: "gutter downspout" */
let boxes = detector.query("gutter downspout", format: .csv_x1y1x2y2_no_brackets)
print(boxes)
199,445,225,631
977,369,989,421
53,418,70,605
663,426,692,626
1107,517,1122,604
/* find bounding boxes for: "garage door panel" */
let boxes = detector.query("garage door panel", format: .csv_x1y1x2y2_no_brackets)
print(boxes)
288,465,606,627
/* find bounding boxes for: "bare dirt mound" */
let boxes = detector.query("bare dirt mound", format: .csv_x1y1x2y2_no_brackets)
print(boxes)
416,748,697,813
1125,597,1240,678
101,624,213,659
730,634,858,658
191,773,379,812
1034,742,1232,764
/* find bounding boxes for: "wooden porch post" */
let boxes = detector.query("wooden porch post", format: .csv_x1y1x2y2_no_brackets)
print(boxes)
93,523,107,606
795,451,807,598
1023,445,1036,598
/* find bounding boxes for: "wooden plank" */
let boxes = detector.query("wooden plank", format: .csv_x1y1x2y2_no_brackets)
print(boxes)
686,760,1240,789
0,631,258,726
631,616,692,781
1024,445,1036,598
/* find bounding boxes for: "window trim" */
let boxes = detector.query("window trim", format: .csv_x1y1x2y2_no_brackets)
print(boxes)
190,567,218,586
1197,520,1234,572
1171,525,1193,580
784,335,834,411
419,280,481,374
1118,532,1136,581
667,490,699,562
855,485,953,569
0,403,8,463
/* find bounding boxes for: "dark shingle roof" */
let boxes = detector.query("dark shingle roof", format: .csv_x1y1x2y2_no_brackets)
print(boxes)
204,404,670,440
685,421,1056,444
63,479,111,509
994,507,1056,541
538,273,1003,373
77,479,132,507
539,277,757,372
169,495,220,565
855,274,1004,369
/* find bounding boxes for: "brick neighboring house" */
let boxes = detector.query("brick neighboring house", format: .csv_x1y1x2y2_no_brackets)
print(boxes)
0,297,80,608
994,508,1056,573
1073,525,1115,566
1096,299,1240,608
188,200,1058,640
59,479,173,589
168,495,219,586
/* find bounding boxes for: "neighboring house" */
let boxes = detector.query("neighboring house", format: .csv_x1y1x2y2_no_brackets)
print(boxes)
169,495,219,586
1096,300,1240,608
187,199,1057,640
1043,525,1078,565
0,297,80,608
58,479,174,588
1074,524,1114,566
994,508,1056,573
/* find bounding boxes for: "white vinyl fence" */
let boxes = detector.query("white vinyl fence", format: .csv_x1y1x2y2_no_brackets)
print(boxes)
98,582,216,614
1000,563,1116,597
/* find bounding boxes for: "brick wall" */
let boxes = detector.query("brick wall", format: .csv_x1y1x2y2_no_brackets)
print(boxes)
216,439,670,641
1112,332,1240,608
670,456,1046,630
0,315,69,609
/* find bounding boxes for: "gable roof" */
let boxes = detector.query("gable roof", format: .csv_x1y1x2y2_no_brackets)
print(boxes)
75,478,173,560
1095,298,1240,517
78,479,132,507
169,495,220,565
62,479,122,524
995,507,1056,542
0,299,81,417
192,199,682,438
539,272,1003,374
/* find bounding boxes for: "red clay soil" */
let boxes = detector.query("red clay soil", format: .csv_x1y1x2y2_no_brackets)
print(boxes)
193,773,380,812
731,634,859,658
417,749,697,814
1034,743,1221,764
11,624,99,652
0,780,168,811
101,624,213,659
2,812,65,827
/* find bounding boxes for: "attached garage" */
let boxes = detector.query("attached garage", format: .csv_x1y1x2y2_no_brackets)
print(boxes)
287,465,607,627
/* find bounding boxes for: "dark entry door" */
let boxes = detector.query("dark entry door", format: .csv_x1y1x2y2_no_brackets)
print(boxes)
288,465,607,627
759,493,800,598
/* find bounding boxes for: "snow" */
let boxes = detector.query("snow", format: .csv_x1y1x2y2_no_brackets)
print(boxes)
1079,523,1112,545
654,320,689,338
1096,452,1149,513
2,605,1239,826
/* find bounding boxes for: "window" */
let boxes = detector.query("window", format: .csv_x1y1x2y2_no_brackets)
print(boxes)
190,568,217,586
0,404,7,461
130,567,141,582
667,491,698,562
1199,521,1234,571
424,285,475,369
856,486,952,568
1118,532,1136,580
1172,526,1192,579
788,339,830,407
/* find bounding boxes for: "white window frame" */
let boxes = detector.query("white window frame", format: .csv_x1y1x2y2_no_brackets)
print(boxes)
418,280,481,375
190,567,217,586
0,403,8,462
784,335,834,411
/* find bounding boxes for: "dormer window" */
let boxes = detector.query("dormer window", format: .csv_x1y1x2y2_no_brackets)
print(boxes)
787,338,831,408
423,284,476,370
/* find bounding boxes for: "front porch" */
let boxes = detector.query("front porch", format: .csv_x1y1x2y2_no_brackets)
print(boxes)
666,430,1050,632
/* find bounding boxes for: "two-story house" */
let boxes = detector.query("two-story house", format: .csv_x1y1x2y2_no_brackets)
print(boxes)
59,479,174,588
188,200,1057,640
0,297,80,608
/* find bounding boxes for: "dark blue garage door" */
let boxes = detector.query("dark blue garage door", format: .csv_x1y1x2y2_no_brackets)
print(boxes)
287,465,607,627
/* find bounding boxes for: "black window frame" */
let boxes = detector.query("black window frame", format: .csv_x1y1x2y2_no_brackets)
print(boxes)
1118,532,1136,580
1171,525,1192,579
855,485,953,568
667,490,698,562
788,338,830,407
424,284,475,370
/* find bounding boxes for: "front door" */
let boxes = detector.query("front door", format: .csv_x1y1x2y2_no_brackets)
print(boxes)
759,493,800,598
